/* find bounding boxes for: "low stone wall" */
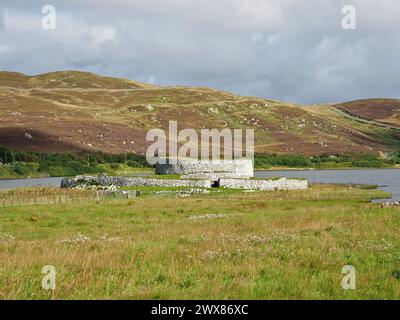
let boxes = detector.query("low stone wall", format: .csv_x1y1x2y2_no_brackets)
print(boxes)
61,175,212,189
156,158,254,178
218,178,308,191
97,190,140,199
61,174,308,192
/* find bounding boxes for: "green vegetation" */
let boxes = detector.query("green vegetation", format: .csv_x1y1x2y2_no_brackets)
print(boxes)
254,152,400,169
0,184,399,299
0,146,150,179
0,70,155,89
1,145,399,179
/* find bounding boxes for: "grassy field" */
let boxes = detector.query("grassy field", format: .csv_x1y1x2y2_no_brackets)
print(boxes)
0,184,399,300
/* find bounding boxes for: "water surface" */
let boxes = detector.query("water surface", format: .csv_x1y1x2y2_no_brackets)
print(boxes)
255,169,400,202
0,177,63,190
0,169,399,203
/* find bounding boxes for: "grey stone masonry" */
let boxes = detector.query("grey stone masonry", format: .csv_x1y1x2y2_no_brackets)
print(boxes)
156,158,254,178
96,190,141,199
218,178,308,191
61,174,212,189
180,172,250,181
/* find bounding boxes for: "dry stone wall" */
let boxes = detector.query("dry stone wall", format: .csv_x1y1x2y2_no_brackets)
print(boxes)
218,178,308,191
61,175,212,189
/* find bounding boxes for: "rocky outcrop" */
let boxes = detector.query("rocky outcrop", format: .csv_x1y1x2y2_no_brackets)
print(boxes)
155,158,254,178
61,174,212,189
218,178,308,191
379,201,400,208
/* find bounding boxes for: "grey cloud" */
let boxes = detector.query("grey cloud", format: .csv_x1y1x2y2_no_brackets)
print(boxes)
0,0,399,103
0,5,5,30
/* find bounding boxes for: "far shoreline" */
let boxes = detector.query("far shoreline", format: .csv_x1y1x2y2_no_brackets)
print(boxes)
255,165,400,171
1,165,400,181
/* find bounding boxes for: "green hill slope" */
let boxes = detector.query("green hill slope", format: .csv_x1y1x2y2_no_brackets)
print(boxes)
0,71,398,156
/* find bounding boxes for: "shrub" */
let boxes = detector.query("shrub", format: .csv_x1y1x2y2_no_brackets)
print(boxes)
110,163,120,170
14,163,34,176
127,160,142,168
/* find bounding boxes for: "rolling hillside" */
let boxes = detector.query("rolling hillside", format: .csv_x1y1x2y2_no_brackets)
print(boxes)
0,71,399,156
335,99,400,129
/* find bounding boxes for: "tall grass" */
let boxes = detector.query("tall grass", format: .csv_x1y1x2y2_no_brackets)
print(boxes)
0,184,398,299
0,187,95,207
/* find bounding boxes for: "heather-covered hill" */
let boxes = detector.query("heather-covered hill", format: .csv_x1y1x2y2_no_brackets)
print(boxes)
0,71,398,155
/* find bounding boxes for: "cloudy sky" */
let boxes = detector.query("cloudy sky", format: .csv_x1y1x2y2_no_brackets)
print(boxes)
0,0,399,103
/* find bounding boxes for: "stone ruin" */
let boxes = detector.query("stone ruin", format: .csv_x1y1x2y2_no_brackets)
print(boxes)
156,158,254,180
61,158,308,191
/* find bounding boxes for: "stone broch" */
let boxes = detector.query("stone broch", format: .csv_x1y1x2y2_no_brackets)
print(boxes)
156,158,254,180
61,158,308,191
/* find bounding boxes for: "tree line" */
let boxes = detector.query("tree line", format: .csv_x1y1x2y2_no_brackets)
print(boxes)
0,146,399,178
